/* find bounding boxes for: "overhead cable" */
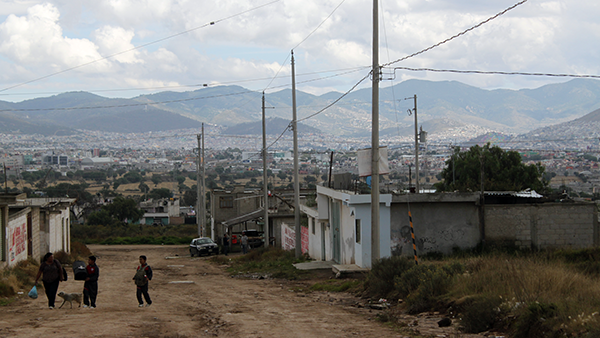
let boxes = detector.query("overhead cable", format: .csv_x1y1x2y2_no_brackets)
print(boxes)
0,0,282,93
381,0,528,67
390,66,600,79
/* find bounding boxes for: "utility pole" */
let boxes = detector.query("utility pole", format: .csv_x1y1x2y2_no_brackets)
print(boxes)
202,123,206,238
413,95,419,194
262,93,270,247
371,0,380,264
196,133,202,237
292,50,301,258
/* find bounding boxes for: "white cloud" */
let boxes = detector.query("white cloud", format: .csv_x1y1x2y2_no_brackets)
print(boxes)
92,25,141,64
0,0,599,101
0,3,107,72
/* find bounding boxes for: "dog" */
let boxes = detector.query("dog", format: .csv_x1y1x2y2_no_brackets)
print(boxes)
57,291,82,309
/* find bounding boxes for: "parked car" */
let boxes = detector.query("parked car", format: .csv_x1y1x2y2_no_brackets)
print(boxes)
189,237,218,257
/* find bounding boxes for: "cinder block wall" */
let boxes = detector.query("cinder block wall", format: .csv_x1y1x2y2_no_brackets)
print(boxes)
486,203,598,249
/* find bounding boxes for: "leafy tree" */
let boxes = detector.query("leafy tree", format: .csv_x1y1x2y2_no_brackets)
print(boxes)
123,171,143,183
87,209,117,226
148,188,172,199
138,182,149,193
151,174,162,187
277,172,288,181
434,144,548,193
183,189,197,207
102,196,145,223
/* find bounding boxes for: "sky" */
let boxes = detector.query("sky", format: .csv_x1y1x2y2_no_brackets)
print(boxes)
0,0,599,103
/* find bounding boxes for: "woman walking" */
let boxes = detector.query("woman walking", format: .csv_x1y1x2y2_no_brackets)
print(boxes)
34,252,65,309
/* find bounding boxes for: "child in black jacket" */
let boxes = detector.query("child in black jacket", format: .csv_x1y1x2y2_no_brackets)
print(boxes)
83,255,99,308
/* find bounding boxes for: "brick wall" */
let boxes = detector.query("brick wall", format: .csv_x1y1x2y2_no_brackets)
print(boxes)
486,203,599,249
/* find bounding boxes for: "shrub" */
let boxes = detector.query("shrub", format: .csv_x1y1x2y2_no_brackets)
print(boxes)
512,302,559,338
395,262,464,314
458,295,504,333
363,256,414,299
53,250,72,265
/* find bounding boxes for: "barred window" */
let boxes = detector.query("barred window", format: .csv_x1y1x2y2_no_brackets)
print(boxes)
219,196,234,208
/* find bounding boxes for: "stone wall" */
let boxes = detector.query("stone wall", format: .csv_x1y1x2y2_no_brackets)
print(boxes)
486,202,599,249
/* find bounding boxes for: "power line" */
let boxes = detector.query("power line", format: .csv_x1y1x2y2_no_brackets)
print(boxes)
381,0,528,68
0,0,282,94
389,66,600,79
291,0,347,51
297,71,371,122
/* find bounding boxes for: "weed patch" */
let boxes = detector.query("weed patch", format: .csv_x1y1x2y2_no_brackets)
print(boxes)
217,247,310,280
310,279,361,292
363,256,414,299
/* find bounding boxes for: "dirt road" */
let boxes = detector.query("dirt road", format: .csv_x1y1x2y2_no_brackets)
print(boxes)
0,245,480,338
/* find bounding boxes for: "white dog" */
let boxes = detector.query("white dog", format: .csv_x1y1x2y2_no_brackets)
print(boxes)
57,291,82,309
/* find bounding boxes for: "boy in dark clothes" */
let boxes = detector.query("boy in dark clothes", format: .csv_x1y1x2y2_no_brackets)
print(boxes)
133,255,153,307
83,255,99,308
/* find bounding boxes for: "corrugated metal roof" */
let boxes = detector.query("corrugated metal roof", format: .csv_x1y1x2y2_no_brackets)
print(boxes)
485,189,543,198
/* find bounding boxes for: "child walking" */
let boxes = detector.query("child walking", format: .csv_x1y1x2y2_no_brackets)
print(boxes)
133,255,153,307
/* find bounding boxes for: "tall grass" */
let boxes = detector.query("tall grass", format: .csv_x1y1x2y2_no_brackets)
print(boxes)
212,247,310,280
364,251,600,336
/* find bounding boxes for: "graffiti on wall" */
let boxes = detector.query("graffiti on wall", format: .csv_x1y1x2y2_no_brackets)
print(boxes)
9,223,27,262
283,225,308,253
391,225,467,255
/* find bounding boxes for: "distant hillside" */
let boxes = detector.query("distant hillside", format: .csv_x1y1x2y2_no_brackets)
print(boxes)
2,92,201,133
224,117,321,135
3,79,600,136
513,107,600,148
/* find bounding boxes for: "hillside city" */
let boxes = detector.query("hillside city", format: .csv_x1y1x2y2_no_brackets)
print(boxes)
0,122,598,200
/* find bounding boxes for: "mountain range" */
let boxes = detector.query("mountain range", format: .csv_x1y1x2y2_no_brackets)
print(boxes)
2,78,600,138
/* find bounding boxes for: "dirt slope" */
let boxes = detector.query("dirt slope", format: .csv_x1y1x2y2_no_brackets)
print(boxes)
0,245,483,338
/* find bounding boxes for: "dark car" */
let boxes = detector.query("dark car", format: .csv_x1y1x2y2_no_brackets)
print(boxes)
189,237,218,257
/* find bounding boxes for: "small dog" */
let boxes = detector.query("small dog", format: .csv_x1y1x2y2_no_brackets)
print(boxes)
57,291,82,309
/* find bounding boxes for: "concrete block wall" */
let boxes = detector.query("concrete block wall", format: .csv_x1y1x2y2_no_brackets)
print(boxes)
486,203,598,249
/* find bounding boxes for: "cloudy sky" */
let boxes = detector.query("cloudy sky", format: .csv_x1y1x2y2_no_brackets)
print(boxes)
0,0,598,103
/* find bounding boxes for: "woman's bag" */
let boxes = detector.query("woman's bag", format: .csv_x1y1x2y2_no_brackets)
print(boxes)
28,285,38,299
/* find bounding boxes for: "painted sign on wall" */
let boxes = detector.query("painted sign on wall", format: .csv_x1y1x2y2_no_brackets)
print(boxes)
9,223,27,264
282,224,308,253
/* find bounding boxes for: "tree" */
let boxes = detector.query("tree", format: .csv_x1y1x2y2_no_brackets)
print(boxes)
102,196,145,223
434,144,548,193
151,174,162,187
138,182,149,193
183,189,197,207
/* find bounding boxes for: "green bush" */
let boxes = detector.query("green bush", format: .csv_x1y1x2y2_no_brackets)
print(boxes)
363,256,414,299
458,295,504,334
396,263,464,314
512,302,559,338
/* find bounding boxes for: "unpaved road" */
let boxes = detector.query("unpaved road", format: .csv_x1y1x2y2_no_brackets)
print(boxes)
0,245,483,338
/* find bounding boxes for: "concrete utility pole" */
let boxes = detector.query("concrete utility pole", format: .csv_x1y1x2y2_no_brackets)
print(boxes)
202,123,206,238
371,0,380,264
262,93,269,247
196,133,202,237
371,0,380,266
413,95,419,194
292,51,301,258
